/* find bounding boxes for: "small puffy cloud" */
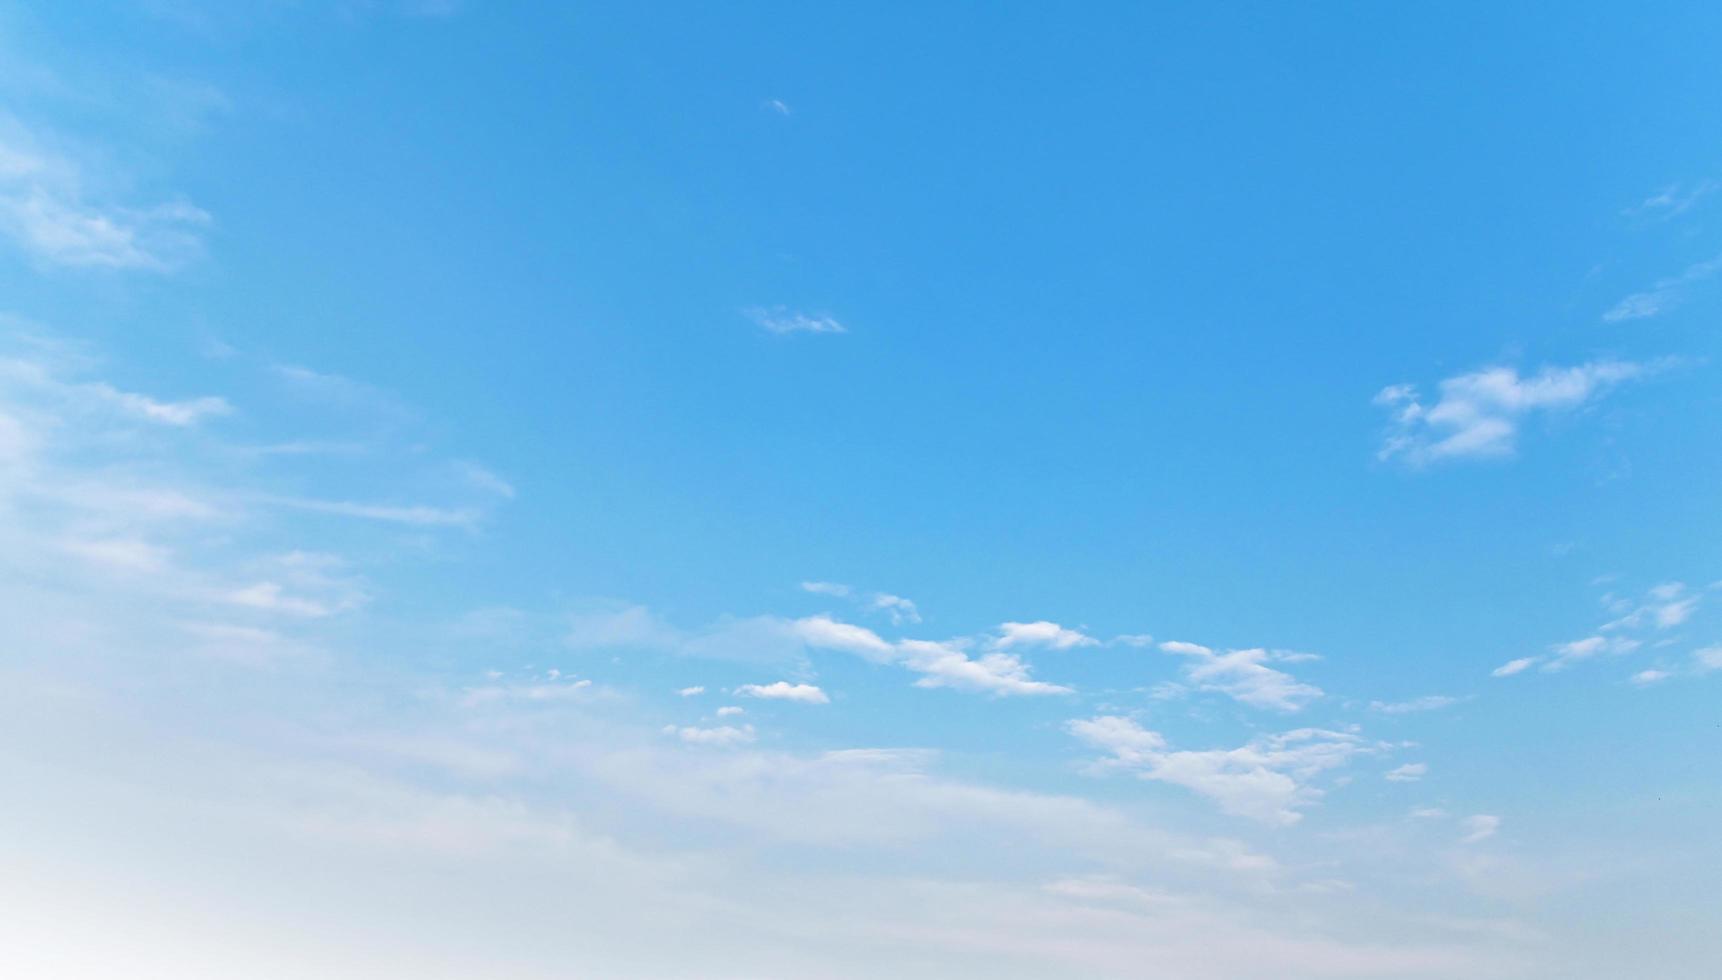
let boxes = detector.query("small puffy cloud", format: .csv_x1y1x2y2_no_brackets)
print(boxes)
677,686,705,697
1630,669,1670,686
735,682,829,704
995,621,1098,651
1384,763,1428,783
1460,814,1501,844
1159,641,1322,712
1068,716,1379,825
1369,695,1459,715
745,307,846,336
1491,657,1537,678
1375,360,1654,465
716,705,744,717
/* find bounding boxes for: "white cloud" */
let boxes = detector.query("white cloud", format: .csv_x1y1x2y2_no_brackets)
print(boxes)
1384,763,1428,783
995,620,1098,650
898,639,1072,696
85,381,230,425
0,123,208,271
1542,634,1640,672
869,592,921,625
677,686,705,697
1375,360,1654,464
745,307,846,335
1460,814,1500,844
735,681,829,704
1603,252,1722,322
1159,641,1322,711
763,98,792,116
1694,646,1722,673
715,706,744,717
1069,716,1380,825
800,581,922,625
1491,657,1537,677
1630,669,1670,686
1369,695,1459,714
1601,582,1699,632
260,495,479,527
790,614,898,662
1624,180,1717,219
662,724,756,747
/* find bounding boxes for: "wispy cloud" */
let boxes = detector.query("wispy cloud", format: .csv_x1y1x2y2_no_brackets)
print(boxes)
1369,695,1460,714
745,307,847,336
1623,180,1717,219
763,98,792,116
1069,716,1383,825
800,580,922,624
1375,360,1656,464
1158,641,1322,711
1603,252,1722,322
0,121,209,271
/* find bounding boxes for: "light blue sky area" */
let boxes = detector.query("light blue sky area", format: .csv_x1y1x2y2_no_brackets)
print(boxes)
1,3,1720,978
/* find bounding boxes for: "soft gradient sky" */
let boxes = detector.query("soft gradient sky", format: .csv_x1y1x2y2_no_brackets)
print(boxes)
2,3,1720,977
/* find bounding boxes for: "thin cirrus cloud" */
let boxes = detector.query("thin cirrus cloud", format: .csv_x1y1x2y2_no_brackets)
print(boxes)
800,580,922,625
1374,359,1658,465
566,602,1073,697
744,307,847,336
1602,251,1722,322
1492,582,1703,677
0,126,209,271
1158,641,1323,712
1067,715,1386,826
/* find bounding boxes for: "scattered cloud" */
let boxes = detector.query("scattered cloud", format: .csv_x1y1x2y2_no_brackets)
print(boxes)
763,98,792,116
1159,641,1322,711
1376,360,1656,464
677,686,705,697
735,681,829,704
1630,669,1670,686
716,705,744,717
745,307,846,336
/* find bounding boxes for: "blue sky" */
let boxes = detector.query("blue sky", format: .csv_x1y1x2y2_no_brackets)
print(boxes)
2,2,1720,977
